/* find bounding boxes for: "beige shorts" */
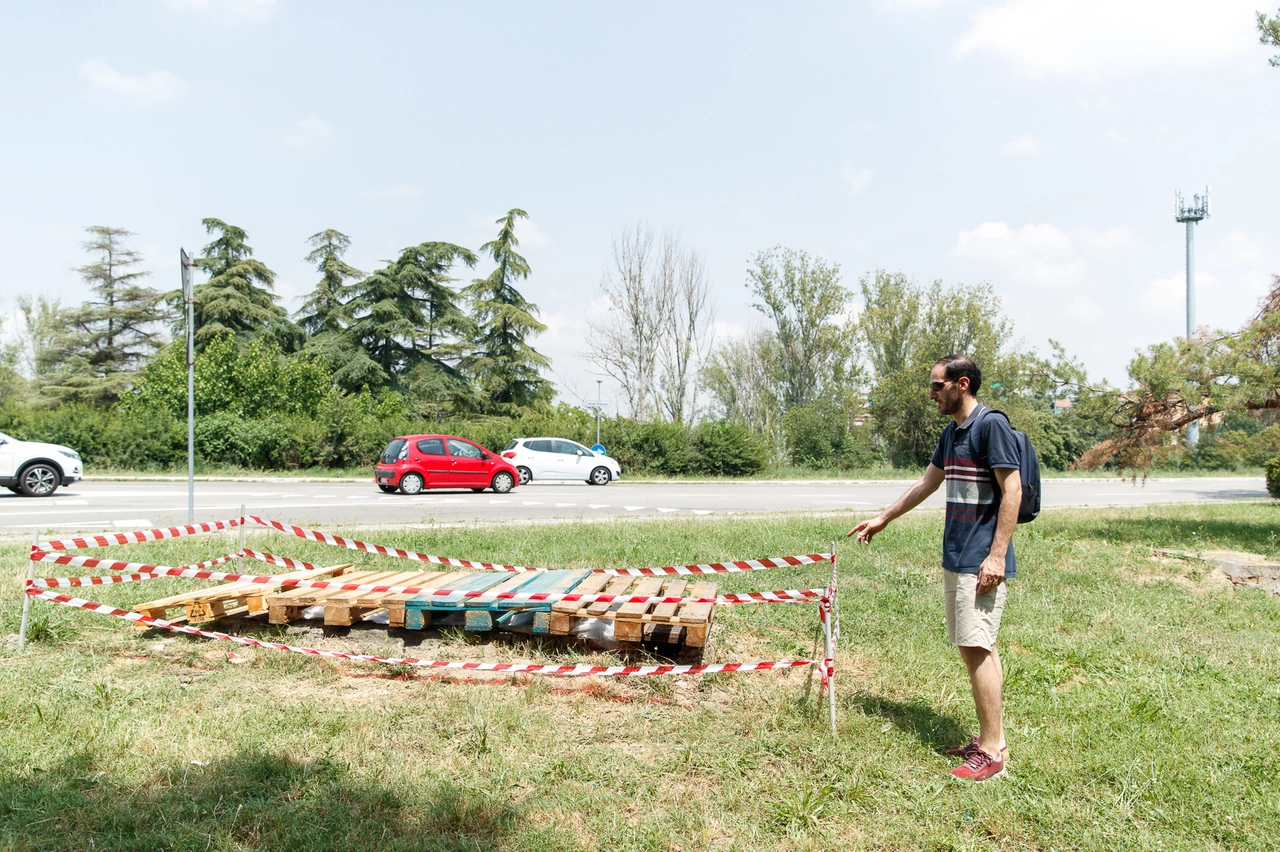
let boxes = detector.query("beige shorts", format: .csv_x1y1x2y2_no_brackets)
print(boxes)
944,570,1007,651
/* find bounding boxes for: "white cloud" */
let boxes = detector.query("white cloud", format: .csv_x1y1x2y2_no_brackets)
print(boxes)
275,116,334,148
951,221,1086,289
1142,272,1190,313
1101,128,1130,145
166,0,277,23
955,0,1257,79
841,161,873,196
79,59,186,104
365,185,422,200
1074,225,1134,251
880,0,966,10
517,219,551,248
999,135,1047,157
1218,232,1266,267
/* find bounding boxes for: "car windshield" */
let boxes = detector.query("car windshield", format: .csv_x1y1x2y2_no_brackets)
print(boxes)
380,439,407,464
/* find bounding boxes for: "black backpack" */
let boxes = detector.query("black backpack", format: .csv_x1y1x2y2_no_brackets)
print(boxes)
975,407,1041,523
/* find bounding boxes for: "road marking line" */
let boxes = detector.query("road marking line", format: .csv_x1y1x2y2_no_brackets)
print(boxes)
692,510,712,515
556,503,577,507
657,508,679,513
623,506,645,511
589,504,610,509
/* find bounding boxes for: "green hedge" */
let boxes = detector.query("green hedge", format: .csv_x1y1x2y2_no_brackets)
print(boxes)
1266,455,1280,499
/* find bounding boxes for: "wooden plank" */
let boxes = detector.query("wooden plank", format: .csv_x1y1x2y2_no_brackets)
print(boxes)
133,563,350,612
406,572,512,610
491,569,592,610
678,581,718,624
387,570,467,629
649,578,688,621
584,576,635,617
613,577,666,643
551,573,611,613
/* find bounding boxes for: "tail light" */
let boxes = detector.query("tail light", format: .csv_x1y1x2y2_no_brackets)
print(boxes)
502,451,516,459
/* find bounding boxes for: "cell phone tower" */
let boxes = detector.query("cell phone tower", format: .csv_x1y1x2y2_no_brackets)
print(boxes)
1174,186,1210,446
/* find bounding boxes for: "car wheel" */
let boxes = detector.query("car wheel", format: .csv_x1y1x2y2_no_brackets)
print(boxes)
19,463,59,497
399,473,424,495
491,471,515,494
379,485,398,493
516,466,532,486
589,466,611,486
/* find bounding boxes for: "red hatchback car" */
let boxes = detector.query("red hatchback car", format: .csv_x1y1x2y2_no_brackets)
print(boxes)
375,435,519,494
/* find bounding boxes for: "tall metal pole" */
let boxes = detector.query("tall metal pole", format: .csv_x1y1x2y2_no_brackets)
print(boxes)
596,380,602,446
1174,188,1209,448
181,249,195,523
1185,219,1196,342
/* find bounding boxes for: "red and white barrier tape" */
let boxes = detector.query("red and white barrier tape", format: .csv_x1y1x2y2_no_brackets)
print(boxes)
245,515,830,576
30,549,242,574
25,588,825,678
27,571,828,606
28,551,241,575
41,518,241,551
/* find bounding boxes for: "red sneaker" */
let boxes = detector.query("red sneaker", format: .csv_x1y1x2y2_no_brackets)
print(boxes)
949,748,1006,782
946,737,1009,763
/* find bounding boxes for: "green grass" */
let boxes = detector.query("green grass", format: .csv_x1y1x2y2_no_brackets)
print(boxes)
2,504,1279,850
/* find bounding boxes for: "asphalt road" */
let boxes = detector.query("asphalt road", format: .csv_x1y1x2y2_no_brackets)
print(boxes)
0,476,1269,534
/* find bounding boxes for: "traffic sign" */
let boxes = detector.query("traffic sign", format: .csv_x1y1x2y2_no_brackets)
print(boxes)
591,444,606,456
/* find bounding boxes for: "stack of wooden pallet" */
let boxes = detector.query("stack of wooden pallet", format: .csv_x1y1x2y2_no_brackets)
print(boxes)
132,563,351,627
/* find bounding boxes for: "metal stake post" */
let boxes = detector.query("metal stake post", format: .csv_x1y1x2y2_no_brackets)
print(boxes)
596,380,602,446
826,539,837,734
238,504,246,573
18,531,37,650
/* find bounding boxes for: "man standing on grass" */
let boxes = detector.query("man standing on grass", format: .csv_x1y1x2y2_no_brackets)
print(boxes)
848,354,1021,782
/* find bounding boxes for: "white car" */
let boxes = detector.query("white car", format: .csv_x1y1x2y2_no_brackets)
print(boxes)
0,431,83,497
501,438,621,486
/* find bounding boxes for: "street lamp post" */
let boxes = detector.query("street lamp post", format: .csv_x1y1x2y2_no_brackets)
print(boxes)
181,249,196,523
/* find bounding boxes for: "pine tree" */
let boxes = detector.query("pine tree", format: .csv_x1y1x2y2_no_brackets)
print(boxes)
189,218,290,348
298,229,363,336
31,227,166,404
463,209,552,412
343,242,477,401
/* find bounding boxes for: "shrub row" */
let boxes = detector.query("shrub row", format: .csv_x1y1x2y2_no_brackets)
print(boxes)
0,401,766,478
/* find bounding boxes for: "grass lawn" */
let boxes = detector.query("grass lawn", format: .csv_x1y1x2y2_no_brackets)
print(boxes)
2,503,1278,851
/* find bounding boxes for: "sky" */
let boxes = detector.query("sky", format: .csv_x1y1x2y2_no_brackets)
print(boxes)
1,0,1276,412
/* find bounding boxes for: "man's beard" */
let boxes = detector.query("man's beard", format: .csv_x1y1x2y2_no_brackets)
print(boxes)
937,392,962,417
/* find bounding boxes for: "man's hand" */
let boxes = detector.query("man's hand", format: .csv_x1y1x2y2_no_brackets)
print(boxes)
848,515,887,545
976,553,1004,595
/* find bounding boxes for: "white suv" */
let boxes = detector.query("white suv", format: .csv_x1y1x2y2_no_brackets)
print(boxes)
501,438,621,486
0,431,83,497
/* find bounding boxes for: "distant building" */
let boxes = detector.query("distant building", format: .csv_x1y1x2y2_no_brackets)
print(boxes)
1053,399,1073,416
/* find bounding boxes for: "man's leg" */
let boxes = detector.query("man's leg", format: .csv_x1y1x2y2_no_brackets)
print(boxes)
958,644,1004,757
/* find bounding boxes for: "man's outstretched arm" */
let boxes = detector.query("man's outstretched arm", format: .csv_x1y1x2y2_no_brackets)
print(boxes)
848,464,945,544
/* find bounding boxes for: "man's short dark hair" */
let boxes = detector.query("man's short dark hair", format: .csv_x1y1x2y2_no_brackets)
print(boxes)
936,354,982,396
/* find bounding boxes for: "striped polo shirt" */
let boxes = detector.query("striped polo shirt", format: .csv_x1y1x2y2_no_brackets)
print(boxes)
929,404,1021,576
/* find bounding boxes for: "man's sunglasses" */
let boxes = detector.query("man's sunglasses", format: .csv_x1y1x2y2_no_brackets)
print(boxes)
929,380,954,392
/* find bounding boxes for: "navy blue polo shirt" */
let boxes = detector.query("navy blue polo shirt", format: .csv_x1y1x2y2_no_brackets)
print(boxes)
929,404,1021,577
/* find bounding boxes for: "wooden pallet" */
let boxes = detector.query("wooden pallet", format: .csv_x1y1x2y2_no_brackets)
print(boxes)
402,569,593,633
132,563,352,627
263,569,473,626
549,576,718,647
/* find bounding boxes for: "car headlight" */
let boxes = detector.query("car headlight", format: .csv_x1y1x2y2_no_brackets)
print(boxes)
58,449,80,460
